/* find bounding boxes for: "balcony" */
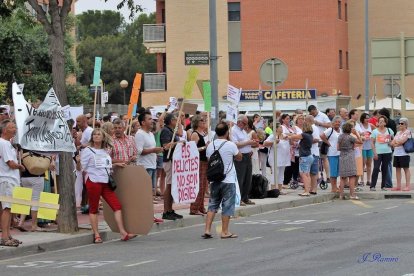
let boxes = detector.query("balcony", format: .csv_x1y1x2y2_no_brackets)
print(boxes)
143,24,166,54
144,73,166,91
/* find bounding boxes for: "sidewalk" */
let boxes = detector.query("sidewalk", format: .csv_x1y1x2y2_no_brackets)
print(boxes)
0,181,413,260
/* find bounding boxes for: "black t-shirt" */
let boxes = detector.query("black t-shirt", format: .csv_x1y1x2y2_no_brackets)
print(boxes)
160,126,180,162
299,132,313,157
194,131,207,162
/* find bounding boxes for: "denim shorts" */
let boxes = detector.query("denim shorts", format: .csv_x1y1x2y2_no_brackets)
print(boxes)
299,155,314,174
156,155,163,169
310,155,319,175
208,182,236,216
362,149,374,159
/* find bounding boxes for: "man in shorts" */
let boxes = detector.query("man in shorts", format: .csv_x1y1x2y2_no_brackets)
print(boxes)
0,120,26,246
203,123,242,239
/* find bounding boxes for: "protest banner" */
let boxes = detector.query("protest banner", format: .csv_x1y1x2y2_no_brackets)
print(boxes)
12,83,76,152
178,102,198,115
202,81,212,112
227,84,241,105
172,141,200,204
169,97,178,110
226,104,238,123
150,108,158,119
92,57,102,127
126,73,142,120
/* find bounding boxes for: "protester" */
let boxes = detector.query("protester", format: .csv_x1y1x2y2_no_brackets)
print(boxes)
320,116,342,193
281,113,298,189
326,108,336,121
203,122,242,239
288,121,314,196
370,115,394,191
160,113,183,220
338,122,362,200
339,108,348,126
359,113,373,186
231,115,258,206
188,115,209,215
101,122,114,137
305,115,321,195
80,128,136,243
247,118,260,175
264,123,290,194
368,110,379,127
0,107,10,122
378,108,396,189
111,119,137,165
0,120,26,246
390,117,411,191
348,119,364,185
257,128,269,180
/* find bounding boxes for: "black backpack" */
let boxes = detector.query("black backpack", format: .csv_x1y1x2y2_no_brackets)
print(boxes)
250,174,269,199
207,141,228,183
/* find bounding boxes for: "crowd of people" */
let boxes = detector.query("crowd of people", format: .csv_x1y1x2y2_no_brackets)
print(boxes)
0,103,412,245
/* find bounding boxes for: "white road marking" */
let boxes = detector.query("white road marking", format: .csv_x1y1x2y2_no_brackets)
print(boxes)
318,219,339,224
242,237,263,243
355,212,371,216
285,220,316,225
278,227,304,232
384,206,399,210
188,248,215,254
125,260,157,267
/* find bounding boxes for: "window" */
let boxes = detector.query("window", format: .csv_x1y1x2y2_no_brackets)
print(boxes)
228,2,240,21
229,52,242,71
345,3,348,21
339,50,343,69
346,51,349,70
338,0,342,19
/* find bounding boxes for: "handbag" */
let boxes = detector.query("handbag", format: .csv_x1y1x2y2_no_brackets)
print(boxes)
22,151,51,176
105,168,117,191
403,132,414,153
320,128,334,155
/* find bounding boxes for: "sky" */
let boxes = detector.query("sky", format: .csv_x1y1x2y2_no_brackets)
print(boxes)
75,0,156,21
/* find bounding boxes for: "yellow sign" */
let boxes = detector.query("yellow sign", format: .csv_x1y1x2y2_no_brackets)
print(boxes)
11,187,32,215
182,67,199,99
38,192,60,220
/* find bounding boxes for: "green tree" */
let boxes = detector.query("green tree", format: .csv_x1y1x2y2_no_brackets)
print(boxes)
77,10,124,41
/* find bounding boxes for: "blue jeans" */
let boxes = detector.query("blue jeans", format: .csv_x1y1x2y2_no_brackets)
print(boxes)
208,182,236,216
146,168,157,191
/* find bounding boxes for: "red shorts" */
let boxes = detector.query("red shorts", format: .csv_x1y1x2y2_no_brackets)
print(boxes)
85,178,122,214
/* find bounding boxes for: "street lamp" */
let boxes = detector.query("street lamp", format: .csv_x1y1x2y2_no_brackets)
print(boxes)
120,80,128,105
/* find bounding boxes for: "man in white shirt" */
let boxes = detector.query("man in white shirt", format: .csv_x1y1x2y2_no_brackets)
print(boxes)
308,105,331,185
203,122,242,239
231,115,258,205
0,120,26,246
305,115,321,194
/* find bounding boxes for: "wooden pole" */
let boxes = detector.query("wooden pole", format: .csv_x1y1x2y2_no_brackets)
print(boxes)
207,112,211,142
167,101,185,159
92,85,98,128
52,170,58,194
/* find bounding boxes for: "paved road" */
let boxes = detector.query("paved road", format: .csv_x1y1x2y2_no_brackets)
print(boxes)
1,199,414,276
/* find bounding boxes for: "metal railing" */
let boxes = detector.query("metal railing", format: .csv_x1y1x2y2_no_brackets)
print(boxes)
144,73,166,91
143,24,165,42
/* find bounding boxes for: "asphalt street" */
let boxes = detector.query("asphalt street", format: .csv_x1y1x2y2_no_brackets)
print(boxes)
1,199,413,276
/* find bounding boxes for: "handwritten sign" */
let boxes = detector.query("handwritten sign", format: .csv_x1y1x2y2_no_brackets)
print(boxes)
12,83,76,152
227,85,241,105
182,67,199,99
93,57,102,86
169,97,178,110
172,141,200,204
226,104,238,123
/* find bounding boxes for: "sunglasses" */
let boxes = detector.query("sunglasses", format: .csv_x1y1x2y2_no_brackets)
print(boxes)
399,122,405,125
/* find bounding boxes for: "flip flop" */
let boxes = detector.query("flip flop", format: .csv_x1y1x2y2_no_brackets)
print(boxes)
221,233,238,239
201,233,213,239
121,234,137,241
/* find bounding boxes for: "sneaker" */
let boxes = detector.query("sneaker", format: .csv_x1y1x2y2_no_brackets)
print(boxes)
80,205,89,214
162,211,176,220
370,188,376,191
171,210,183,219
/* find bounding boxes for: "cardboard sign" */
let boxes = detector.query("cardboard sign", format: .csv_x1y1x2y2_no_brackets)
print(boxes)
103,165,153,235
226,104,238,123
12,83,76,152
150,108,158,120
172,141,200,204
93,57,102,86
203,81,212,112
182,67,199,99
126,73,142,119
227,85,241,105
179,102,198,115
169,97,179,110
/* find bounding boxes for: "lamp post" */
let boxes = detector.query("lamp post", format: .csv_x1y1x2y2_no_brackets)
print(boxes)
120,80,128,106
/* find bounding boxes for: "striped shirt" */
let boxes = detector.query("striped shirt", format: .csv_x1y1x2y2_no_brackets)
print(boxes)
111,135,138,162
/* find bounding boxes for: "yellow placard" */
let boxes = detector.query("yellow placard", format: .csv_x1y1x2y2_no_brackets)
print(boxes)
45,170,49,181
182,67,199,99
11,187,32,215
37,192,59,220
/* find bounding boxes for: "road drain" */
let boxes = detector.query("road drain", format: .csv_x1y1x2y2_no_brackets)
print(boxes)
384,194,412,199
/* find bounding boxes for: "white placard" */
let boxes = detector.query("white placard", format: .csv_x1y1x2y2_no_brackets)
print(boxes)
94,153,112,168
169,97,179,110
226,104,238,123
12,82,76,152
227,84,241,105
172,141,200,204
150,108,158,120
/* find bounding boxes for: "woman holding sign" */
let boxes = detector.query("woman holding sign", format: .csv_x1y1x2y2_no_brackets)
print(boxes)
80,128,136,243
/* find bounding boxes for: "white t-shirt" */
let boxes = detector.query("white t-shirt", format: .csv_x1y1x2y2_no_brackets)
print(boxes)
293,126,303,157
0,138,20,185
311,125,320,156
178,125,187,142
265,134,291,167
231,125,251,154
359,123,373,150
206,139,239,184
324,127,341,156
80,147,111,183
314,111,331,134
135,129,157,169
80,126,93,145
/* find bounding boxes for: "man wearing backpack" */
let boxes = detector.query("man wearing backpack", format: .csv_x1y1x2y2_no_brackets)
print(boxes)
203,123,242,239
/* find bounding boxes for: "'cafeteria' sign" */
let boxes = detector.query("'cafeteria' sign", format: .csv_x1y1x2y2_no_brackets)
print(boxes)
240,89,317,101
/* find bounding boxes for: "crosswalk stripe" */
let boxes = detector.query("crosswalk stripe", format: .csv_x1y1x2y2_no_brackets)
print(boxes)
350,200,373,208
278,227,304,232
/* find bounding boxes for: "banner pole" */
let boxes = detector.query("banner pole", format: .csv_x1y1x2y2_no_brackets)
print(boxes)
167,101,185,159
92,85,98,128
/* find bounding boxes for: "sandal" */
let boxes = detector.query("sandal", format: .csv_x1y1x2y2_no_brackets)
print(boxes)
93,235,103,244
299,193,310,197
202,233,213,239
221,233,238,239
1,238,19,247
121,233,137,241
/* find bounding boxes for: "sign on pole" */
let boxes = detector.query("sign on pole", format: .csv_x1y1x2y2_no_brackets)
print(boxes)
182,67,199,99
202,81,212,112
172,141,200,204
93,57,102,86
226,104,238,123
185,51,210,65
227,85,241,105
126,73,142,119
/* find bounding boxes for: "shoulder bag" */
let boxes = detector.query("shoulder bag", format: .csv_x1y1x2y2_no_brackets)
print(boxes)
320,128,334,155
403,132,414,153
